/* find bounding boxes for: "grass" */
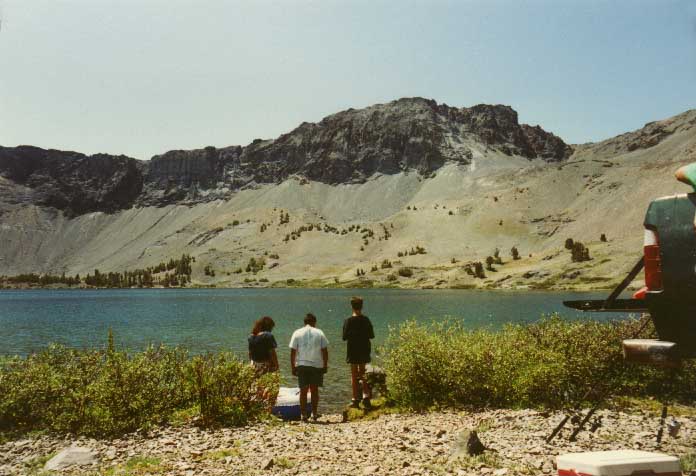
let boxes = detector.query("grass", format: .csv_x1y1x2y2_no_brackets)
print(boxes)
204,443,242,460
274,456,295,469
343,397,399,422
24,452,56,476
102,456,167,475
681,453,696,473
612,396,696,418
474,418,493,433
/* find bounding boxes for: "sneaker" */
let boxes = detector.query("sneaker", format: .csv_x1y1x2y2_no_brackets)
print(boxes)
301,413,310,422
349,399,360,409
312,413,320,422
362,398,372,410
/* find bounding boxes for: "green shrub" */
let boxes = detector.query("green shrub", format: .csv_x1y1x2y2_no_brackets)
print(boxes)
185,353,278,427
398,267,413,278
382,315,696,410
0,342,278,437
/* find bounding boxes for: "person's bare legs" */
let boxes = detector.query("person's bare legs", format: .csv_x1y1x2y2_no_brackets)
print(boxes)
350,364,361,401
299,386,309,419
359,363,372,399
310,384,319,418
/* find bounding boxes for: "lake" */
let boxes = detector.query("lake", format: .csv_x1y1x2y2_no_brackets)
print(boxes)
0,288,633,411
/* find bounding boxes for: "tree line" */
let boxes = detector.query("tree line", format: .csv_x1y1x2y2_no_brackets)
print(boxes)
1,254,194,288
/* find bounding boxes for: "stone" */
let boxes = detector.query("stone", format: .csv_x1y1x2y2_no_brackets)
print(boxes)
363,465,380,475
262,457,274,470
451,430,486,457
44,446,98,471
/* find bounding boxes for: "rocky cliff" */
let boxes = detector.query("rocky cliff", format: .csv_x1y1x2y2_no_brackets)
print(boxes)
0,107,694,285
0,98,571,216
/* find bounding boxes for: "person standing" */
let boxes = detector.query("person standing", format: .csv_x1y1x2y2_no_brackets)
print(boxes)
248,316,279,375
342,296,374,409
289,313,329,421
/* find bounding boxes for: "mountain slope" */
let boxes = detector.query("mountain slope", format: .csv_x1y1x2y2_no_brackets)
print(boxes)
1,101,694,290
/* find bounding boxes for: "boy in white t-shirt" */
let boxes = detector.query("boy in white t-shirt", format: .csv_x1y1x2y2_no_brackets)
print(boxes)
289,313,329,421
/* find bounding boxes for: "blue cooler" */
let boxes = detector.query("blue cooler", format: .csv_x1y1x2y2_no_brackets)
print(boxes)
272,387,307,421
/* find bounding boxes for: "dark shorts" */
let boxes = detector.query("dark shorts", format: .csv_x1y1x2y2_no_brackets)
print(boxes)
297,366,324,388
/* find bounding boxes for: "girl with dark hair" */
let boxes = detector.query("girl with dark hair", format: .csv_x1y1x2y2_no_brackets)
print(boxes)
248,316,279,374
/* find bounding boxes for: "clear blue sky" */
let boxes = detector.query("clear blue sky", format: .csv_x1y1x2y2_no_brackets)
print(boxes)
1,0,694,159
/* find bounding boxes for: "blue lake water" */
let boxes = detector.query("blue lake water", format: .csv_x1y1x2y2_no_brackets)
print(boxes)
0,288,633,410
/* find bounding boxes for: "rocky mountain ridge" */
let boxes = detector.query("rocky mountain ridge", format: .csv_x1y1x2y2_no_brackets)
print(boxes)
1,103,694,288
0,98,571,216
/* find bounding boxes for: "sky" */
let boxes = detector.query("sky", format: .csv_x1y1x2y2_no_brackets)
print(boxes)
0,0,695,160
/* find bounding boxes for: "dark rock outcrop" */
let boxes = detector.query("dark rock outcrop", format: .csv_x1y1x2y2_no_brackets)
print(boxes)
240,98,572,185
0,98,573,216
0,146,143,216
139,146,243,206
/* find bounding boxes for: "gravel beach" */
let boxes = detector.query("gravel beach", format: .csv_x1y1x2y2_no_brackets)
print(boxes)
2,408,695,475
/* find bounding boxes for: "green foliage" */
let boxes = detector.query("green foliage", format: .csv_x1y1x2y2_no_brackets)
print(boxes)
571,241,592,262
397,267,413,278
185,354,278,427
493,248,503,265
474,262,485,278
681,452,696,473
382,315,696,411
0,341,278,437
245,257,266,274
2,255,195,289
104,455,167,475
511,246,520,260
463,262,486,279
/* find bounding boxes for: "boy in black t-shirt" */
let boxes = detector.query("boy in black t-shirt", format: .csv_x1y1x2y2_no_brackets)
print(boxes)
342,296,375,409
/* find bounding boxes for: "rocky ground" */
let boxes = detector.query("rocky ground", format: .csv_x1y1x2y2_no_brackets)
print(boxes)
2,408,695,475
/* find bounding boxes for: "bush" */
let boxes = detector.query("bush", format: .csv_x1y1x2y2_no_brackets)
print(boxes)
571,241,591,262
397,267,413,278
382,315,696,410
511,246,520,260
0,341,278,437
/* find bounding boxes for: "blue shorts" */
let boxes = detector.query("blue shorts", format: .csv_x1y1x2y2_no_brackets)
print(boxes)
297,366,324,388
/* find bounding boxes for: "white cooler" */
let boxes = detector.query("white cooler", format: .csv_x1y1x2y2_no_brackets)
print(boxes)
557,450,681,476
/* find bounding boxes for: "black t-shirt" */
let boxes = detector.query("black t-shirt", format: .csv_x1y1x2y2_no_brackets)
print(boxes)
248,332,277,362
342,315,375,364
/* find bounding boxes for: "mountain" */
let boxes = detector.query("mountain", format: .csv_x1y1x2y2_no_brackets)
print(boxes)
0,98,570,215
0,99,694,290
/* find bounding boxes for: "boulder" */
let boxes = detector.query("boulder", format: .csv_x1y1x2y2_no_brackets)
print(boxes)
451,430,486,458
44,446,98,471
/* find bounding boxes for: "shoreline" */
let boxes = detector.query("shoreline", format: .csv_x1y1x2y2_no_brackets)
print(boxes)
2,407,694,475
0,283,623,292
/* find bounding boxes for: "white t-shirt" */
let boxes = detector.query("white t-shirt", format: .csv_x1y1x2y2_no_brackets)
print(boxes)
289,325,329,368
